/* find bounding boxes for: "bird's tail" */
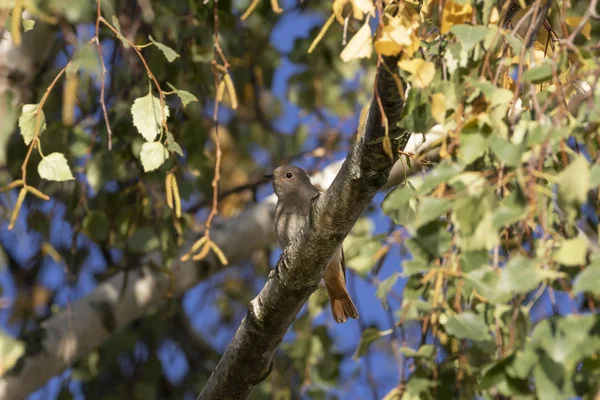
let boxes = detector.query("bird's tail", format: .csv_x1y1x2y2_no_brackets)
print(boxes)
325,283,359,323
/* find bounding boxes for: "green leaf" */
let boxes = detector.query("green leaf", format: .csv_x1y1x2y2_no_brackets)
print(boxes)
140,141,168,172
67,42,101,77
376,273,399,310
408,221,452,261
556,156,590,211
506,349,538,379
167,83,198,108
497,256,542,296
166,132,184,156
0,330,25,374
415,197,452,228
590,164,600,188
127,227,160,253
505,34,523,54
112,15,129,48
461,250,488,273
523,63,553,84
418,160,463,194
450,25,489,52
18,104,46,145
83,211,110,242
533,356,564,399
552,237,588,267
381,184,417,226
405,377,436,395
443,311,491,342
353,328,392,360
22,19,35,31
480,355,515,390
38,153,75,181
488,135,523,167
131,92,170,141
149,35,179,62
460,132,487,164
466,266,506,302
492,192,527,228
573,264,600,295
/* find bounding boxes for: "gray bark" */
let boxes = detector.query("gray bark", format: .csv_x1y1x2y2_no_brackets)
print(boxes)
197,56,410,399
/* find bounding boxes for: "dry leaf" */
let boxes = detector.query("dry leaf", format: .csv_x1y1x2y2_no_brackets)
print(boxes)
374,21,412,56
333,0,349,24
431,93,446,123
351,0,375,19
488,7,500,25
441,1,473,34
566,17,592,40
340,20,372,62
398,58,436,88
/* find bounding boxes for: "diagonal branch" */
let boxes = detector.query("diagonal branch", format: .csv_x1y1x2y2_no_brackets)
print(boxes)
0,87,444,400
197,55,408,400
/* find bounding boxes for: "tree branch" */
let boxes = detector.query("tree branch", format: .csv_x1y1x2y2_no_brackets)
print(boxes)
0,93,443,400
197,55,408,399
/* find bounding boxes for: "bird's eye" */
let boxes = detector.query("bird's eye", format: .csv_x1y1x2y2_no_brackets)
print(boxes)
285,172,293,179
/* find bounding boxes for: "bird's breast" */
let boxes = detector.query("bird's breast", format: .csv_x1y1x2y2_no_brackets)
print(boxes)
275,206,307,248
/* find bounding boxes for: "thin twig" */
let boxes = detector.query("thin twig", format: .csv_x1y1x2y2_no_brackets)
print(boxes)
98,17,169,135
95,0,113,150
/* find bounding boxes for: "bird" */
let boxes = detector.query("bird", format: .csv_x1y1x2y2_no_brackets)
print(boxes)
265,165,359,323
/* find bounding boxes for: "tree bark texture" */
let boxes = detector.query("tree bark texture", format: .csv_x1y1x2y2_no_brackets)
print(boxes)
197,56,409,400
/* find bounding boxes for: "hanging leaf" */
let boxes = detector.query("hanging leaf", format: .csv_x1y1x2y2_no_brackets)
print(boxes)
552,237,589,267
340,20,372,62
0,330,25,375
112,15,130,48
131,92,170,141
443,311,491,342
166,132,184,157
450,25,489,52
38,153,75,181
140,141,168,172
523,63,553,84
398,59,436,89
149,35,180,62
573,263,600,296
353,328,393,360
18,104,46,145
166,83,198,108
376,273,400,310
556,156,589,211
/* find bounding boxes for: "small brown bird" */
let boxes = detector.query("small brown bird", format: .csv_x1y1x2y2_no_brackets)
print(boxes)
265,165,359,323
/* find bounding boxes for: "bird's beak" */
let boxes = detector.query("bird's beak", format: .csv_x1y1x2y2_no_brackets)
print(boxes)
264,174,275,180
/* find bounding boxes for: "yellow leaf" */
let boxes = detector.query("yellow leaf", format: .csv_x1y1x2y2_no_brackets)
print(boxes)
398,59,436,88
340,20,372,62
488,7,500,25
351,0,375,19
431,93,446,123
420,0,435,17
441,1,473,34
566,16,591,40
333,0,349,25
397,0,420,28
374,22,412,56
